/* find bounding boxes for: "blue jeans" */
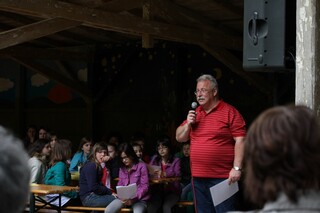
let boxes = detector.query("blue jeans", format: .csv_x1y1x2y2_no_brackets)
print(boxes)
81,192,123,213
193,178,237,213
131,200,148,213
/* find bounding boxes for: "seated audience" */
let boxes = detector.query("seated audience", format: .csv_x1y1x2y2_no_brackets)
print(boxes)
50,131,59,148
24,124,37,149
79,143,122,213
107,142,120,179
131,133,150,163
38,126,48,140
232,105,320,212
179,142,193,201
28,138,51,184
132,142,144,162
0,126,30,213
148,135,181,213
117,143,150,213
44,139,80,206
69,136,93,172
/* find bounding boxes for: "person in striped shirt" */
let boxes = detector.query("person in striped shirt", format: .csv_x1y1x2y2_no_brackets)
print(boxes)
176,74,246,213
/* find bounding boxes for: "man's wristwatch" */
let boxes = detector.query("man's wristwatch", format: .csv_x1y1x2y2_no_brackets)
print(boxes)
233,166,242,171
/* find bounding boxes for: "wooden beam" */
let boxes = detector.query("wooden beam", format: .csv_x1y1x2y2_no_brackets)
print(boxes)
10,57,91,100
67,0,142,12
142,0,154,48
154,0,241,35
0,0,241,50
99,0,142,12
0,18,81,50
201,44,272,95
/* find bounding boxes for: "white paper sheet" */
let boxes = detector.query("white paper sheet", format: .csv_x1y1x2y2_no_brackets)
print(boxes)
116,183,137,200
45,194,70,206
210,180,239,206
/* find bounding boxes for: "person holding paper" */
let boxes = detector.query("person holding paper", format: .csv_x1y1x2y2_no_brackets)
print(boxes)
79,142,123,213
176,74,246,213
117,143,150,213
235,105,320,212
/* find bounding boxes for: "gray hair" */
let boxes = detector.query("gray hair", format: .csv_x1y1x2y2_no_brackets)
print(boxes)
196,74,218,90
0,126,30,213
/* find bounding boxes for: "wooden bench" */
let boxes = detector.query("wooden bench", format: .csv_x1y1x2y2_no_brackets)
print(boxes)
176,201,194,207
29,203,132,212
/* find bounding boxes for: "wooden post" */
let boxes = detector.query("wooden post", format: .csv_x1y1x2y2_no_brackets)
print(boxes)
142,1,154,48
296,0,320,116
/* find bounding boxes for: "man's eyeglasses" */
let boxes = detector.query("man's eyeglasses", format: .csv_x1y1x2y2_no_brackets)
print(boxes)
194,88,212,95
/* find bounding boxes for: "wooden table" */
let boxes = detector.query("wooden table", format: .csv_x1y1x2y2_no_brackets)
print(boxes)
149,177,180,184
29,184,79,213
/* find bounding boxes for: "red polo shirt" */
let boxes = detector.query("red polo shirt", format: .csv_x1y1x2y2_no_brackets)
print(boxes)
180,100,246,178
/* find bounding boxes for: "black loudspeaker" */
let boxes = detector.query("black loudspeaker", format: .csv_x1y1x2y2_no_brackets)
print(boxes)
243,0,295,71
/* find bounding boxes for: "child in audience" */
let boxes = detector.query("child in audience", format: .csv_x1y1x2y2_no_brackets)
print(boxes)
79,143,122,213
132,142,144,161
50,132,58,148
117,143,150,213
179,142,194,213
44,139,81,206
107,142,120,179
148,135,181,213
69,136,93,172
24,124,37,149
180,142,192,201
28,139,51,184
131,133,150,163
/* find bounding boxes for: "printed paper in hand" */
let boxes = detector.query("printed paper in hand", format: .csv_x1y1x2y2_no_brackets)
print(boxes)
210,180,239,206
116,183,137,200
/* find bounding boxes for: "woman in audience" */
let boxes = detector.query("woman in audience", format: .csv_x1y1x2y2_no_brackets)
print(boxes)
45,139,80,206
232,105,320,212
117,143,150,213
79,142,122,213
28,138,51,184
148,135,181,213
69,136,93,172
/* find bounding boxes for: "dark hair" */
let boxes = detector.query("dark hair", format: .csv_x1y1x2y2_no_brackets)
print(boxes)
77,136,93,152
244,105,320,206
27,138,50,157
153,135,174,164
118,143,139,167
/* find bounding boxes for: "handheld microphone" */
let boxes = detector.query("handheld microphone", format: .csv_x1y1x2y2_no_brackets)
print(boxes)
191,102,198,109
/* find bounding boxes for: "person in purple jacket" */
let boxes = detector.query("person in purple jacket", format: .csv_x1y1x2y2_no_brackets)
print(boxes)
79,142,123,213
117,143,150,213
148,135,181,213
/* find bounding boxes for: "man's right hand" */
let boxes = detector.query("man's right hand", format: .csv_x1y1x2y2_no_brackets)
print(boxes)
187,110,197,125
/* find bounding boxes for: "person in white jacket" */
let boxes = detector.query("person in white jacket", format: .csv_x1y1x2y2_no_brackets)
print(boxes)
28,138,51,184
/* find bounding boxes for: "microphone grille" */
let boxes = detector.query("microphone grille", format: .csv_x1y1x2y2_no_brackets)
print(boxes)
191,102,198,109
